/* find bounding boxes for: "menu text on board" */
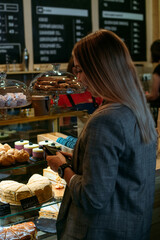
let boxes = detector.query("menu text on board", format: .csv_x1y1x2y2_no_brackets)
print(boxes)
0,0,25,64
99,0,146,61
32,0,92,64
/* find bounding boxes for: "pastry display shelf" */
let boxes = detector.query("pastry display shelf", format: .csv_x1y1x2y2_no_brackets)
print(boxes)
0,109,89,135
0,198,61,226
0,110,88,237
0,110,87,125
0,158,46,173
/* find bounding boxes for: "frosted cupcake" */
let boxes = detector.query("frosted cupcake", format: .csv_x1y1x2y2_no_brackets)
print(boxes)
24,142,39,156
32,147,44,160
48,142,61,150
39,140,54,147
14,139,29,150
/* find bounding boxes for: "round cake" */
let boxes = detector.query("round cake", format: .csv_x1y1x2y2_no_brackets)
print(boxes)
0,174,53,205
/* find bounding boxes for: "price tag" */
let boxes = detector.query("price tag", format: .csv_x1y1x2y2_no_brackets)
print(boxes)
0,203,11,216
20,196,39,210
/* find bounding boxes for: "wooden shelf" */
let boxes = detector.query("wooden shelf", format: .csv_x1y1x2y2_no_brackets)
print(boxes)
0,110,88,126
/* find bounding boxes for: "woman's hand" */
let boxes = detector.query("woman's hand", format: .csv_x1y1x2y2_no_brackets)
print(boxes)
46,151,67,172
47,151,75,186
60,151,73,159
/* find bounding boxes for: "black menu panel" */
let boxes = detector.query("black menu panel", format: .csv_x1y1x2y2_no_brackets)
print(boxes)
31,0,92,64
99,0,146,61
0,0,25,64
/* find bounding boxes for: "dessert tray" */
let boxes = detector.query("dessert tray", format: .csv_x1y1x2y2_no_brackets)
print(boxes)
29,64,86,96
0,72,31,109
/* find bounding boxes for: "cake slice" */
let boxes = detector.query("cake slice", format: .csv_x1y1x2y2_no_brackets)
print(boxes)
43,167,66,186
39,203,61,219
52,184,65,200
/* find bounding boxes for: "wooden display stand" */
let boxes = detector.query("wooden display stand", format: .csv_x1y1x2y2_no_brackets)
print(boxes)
37,132,68,143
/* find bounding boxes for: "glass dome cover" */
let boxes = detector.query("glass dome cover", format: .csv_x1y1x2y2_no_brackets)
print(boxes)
0,72,31,109
29,64,86,96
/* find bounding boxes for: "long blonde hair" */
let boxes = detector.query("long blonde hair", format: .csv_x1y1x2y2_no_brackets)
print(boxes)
73,29,157,143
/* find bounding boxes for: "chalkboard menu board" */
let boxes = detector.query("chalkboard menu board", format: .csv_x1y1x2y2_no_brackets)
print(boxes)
0,0,25,64
31,0,92,64
99,0,146,61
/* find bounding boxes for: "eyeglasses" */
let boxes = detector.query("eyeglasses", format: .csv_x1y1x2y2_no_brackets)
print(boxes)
72,66,82,76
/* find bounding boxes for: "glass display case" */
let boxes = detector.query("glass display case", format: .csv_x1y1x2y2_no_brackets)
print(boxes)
0,157,61,239
0,72,31,109
0,109,88,239
0,72,31,120
29,64,86,114
0,68,89,238
29,64,85,95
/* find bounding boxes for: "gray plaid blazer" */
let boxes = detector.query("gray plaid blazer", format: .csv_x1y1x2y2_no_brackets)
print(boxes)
56,105,157,240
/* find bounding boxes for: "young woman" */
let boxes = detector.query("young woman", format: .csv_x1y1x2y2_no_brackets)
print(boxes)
47,29,157,240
